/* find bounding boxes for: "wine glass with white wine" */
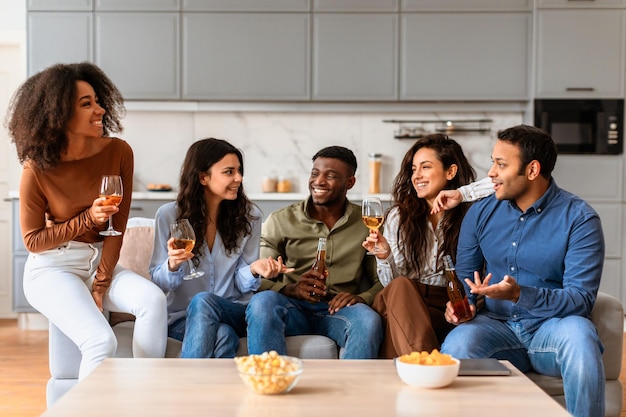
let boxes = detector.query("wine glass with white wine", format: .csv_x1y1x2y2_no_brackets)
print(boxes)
362,197,386,255
99,175,123,236
170,219,205,280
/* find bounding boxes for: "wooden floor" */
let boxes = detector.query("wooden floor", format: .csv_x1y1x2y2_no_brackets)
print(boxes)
0,319,48,417
1,317,626,417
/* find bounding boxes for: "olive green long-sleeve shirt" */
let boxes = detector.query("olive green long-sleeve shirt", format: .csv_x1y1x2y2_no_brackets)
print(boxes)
259,198,382,305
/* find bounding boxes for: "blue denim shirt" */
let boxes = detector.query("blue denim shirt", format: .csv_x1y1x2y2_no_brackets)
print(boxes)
456,179,605,333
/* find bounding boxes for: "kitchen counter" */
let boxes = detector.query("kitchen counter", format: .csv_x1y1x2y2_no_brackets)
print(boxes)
8,191,393,202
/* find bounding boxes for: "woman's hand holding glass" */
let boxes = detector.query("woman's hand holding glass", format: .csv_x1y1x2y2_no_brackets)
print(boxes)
90,196,119,226
168,219,205,280
167,236,194,272
362,229,391,259
98,175,123,236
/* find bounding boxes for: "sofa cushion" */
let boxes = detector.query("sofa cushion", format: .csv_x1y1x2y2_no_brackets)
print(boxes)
111,218,156,326
117,222,155,280
237,335,339,359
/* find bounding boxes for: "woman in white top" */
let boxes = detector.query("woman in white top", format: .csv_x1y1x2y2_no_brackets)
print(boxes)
362,134,492,358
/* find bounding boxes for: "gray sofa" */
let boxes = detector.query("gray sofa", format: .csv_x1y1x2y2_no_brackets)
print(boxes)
46,218,623,417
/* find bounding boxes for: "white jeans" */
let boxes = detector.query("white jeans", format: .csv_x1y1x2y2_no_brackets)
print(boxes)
23,241,167,379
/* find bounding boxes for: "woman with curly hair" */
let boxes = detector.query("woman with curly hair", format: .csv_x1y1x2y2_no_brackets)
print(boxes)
7,62,167,379
362,134,492,358
149,138,292,358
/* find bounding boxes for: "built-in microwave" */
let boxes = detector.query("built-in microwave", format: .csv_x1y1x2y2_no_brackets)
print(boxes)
534,99,623,155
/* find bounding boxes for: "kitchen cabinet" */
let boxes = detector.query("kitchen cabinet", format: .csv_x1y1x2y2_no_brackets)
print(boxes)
28,2,626,104
27,12,93,76
401,0,531,11
182,13,309,100
535,9,626,98
11,200,34,313
313,0,398,11
552,155,622,202
400,12,530,100
537,0,626,8
95,12,180,100
95,0,180,11
552,155,624,304
27,0,92,10
183,0,309,11
129,198,170,218
312,13,397,101
592,203,622,259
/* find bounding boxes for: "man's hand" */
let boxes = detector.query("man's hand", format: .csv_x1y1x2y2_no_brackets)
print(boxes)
465,271,520,303
327,292,364,315
281,270,327,302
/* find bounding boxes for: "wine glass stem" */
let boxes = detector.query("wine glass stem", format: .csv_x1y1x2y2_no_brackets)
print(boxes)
187,259,196,274
108,215,114,231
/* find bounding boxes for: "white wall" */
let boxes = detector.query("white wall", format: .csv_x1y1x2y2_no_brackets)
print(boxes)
0,0,26,31
123,110,522,195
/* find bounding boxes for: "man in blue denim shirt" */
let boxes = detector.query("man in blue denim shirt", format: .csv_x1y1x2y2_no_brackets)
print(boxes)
441,125,605,417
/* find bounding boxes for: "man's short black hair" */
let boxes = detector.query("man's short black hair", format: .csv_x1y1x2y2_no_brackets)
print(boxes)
312,146,358,176
497,124,558,179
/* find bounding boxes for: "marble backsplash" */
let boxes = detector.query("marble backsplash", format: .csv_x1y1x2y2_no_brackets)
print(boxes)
120,111,523,196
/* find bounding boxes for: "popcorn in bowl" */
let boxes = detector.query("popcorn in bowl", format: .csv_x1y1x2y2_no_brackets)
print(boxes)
234,351,303,395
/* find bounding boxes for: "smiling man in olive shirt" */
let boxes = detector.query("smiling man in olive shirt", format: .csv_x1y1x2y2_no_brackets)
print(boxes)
245,146,383,358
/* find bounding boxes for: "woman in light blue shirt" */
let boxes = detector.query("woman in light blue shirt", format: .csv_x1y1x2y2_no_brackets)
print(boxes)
150,138,291,358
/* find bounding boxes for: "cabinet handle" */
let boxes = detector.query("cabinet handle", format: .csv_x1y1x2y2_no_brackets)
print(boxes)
568,0,596,2
565,87,595,92
129,206,144,211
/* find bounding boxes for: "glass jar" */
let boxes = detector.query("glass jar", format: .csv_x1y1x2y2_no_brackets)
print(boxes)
368,153,382,194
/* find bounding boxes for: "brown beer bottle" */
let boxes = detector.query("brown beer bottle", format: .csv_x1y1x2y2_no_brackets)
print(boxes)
443,255,472,323
310,237,329,283
311,237,330,300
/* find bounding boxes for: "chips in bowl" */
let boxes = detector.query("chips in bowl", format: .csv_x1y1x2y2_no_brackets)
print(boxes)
395,349,460,388
234,351,303,395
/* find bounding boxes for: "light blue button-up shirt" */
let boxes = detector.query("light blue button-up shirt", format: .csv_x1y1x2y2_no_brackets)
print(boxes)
456,179,605,333
149,202,262,325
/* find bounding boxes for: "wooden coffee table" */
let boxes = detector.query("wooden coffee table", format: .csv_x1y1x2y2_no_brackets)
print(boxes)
41,358,570,417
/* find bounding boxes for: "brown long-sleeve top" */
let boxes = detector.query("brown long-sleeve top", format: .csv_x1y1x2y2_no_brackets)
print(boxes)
19,138,134,294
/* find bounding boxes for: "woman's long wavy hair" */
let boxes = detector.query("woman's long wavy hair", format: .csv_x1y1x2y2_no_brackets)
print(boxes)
176,138,257,262
391,134,476,272
6,62,125,171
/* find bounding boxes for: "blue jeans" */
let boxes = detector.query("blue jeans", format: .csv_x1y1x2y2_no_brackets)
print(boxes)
245,290,383,359
441,313,605,417
170,292,247,358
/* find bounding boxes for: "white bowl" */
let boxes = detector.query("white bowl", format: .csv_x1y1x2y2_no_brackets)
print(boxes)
394,357,460,388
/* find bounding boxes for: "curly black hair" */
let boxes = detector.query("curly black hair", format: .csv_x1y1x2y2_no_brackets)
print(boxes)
391,134,476,272
6,62,125,171
176,138,257,262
